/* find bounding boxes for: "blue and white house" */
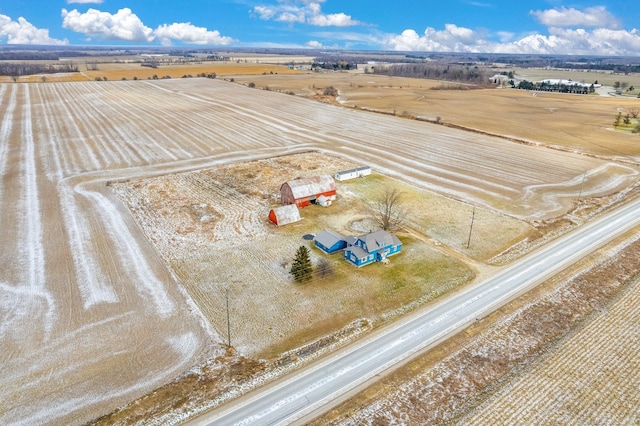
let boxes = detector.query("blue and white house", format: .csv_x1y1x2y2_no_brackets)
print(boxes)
343,230,402,267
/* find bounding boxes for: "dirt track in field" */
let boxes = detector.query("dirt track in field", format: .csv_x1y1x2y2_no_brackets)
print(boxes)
0,77,638,424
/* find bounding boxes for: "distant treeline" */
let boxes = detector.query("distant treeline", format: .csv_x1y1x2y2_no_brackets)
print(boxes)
0,62,79,77
372,63,491,85
516,79,594,94
0,51,91,61
313,55,361,70
551,62,640,74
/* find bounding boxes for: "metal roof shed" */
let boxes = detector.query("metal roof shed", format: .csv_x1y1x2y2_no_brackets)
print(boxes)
314,229,347,254
268,204,302,226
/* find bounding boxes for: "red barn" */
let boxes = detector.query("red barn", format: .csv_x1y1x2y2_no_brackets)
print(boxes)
268,204,302,226
280,175,337,208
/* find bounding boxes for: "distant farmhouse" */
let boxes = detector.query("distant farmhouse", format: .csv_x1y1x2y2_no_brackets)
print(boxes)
268,204,301,226
280,175,336,208
334,166,371,182
314,229,402,267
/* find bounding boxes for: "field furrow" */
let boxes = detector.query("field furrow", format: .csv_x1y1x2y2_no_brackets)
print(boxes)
45,83,103,172
96,83,199,161
57,83,128,168
139,82,287,151
18,87,47,292
32,85,71,180
0,84,16,199
61,83,145,167
462,269,640,425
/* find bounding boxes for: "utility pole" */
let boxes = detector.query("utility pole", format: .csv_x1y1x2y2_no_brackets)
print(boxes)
577,171,587,202
226,288,231,348
467,206,476,249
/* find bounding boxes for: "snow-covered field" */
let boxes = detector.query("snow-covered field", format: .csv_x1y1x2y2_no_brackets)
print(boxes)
0,78,637,424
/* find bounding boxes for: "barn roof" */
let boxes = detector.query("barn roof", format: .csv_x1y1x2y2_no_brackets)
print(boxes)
270,204,301,226
283,174,336,199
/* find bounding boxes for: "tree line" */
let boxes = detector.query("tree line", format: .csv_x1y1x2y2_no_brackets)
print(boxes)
516,79,594,94
0,62,79,77
372,63,491,85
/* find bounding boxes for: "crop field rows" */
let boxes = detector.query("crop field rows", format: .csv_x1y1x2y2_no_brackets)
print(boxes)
460,261,640,425
0,78,638,424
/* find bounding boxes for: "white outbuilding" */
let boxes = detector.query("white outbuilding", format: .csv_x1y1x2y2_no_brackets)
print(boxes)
335,166,371,181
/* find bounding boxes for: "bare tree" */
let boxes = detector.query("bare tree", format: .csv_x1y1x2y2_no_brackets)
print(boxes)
629,108,640,119
315,258,334,278
323,86,338,96
372,187,409,231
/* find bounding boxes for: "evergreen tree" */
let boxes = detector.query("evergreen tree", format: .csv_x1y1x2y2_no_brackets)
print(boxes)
290,245,312,282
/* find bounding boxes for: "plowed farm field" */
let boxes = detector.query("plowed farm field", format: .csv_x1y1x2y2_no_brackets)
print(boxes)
0,78,638,425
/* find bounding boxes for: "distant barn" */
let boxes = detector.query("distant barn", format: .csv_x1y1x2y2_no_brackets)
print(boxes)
268,204,301,226
280,175,336,208
334,166,371,182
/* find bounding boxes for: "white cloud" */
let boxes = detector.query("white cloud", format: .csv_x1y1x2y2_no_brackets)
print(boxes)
154,23,235,46
0,14,68,45
309,12,356,27
381,6,640,56
306,40,323,48
384,25,490,53
61,8,233,46
253,6,278,21
497,31,514,43
531,6,619,29
61,8,155,42
254,0,360,27
490,28,640,56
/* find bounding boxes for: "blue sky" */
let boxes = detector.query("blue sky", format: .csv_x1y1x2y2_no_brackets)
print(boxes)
1,1,639,55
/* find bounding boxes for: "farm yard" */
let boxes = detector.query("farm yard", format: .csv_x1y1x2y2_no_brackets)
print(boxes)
1,71,639,425
108,153,498,357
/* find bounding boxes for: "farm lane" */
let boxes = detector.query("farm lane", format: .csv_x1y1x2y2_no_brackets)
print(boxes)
0,78,638,424
203,195,640,426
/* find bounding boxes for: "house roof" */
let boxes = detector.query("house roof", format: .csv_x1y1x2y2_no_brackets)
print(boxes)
282,175,336,199
359,230,401,254
335,166,370,176
348,245,370,259
314,229,345,248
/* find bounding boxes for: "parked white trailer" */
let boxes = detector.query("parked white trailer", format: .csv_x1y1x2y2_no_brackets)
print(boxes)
335,166,371,181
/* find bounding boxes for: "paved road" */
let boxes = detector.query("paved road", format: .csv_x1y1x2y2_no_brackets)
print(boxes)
202,198,640,426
